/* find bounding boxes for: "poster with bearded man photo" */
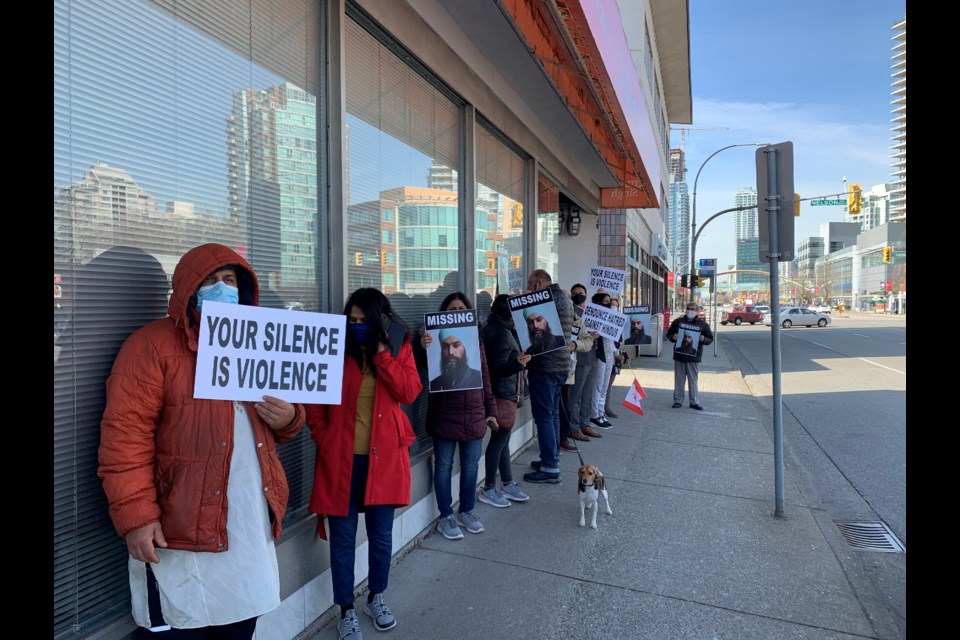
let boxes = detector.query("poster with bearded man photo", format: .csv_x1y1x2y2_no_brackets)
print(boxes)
423,310,483,392
508,288,566,357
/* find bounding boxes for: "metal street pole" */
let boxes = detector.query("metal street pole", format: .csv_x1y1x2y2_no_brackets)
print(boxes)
689,143,768,305
763,145,786,519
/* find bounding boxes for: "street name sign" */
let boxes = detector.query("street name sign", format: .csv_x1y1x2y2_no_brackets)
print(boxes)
810,199,846,206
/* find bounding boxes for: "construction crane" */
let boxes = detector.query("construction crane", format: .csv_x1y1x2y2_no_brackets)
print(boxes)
670,125,730,151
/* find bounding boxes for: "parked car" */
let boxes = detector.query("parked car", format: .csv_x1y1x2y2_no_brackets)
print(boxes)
763,306,831,328
721,305,765,325
812,304,832,314
753,305,772,317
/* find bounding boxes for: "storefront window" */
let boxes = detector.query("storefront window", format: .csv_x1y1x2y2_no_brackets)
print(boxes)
344,16,462,452
475,122,526,316
537,174,561,279
53,1,321,637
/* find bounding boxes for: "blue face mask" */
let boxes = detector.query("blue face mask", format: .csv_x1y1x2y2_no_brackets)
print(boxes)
196,281,239,310
349,322,371,343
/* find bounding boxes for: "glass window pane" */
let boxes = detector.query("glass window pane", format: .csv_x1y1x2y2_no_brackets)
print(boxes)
475,123,526,312
344,18,462,453
53,1,321,636
537,173,561,279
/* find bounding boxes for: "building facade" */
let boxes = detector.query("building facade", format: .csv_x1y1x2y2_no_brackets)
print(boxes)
733,186,765,290
888,18,906,222
52,2,691,639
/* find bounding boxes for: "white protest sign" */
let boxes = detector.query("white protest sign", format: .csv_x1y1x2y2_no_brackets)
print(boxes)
423,309,482,392
497,255,510,295
508,265,524,293
588,265,626,295
195,301,346,404
581,302,627,341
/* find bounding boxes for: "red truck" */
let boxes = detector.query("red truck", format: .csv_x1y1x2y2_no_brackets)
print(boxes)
720,305,765,326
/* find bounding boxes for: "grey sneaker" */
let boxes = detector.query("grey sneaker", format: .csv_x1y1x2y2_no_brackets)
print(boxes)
363,593,396,632
338,608,363,640
456,510,485,534
500,481,530,502
436,515,463,540
478,485,511,508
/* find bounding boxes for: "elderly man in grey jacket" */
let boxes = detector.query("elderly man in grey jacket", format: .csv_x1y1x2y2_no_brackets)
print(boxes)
522,269,575,484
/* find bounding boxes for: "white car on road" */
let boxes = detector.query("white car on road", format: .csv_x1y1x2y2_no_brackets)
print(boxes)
812,304,832,314
763,306,831,328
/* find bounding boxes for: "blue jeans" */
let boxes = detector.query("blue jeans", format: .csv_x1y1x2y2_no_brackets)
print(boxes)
433,437,483,517
327,454,395,606
527,369,566,473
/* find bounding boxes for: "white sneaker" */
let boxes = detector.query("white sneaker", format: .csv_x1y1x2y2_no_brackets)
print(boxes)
478,485,511,508
337,608,363,640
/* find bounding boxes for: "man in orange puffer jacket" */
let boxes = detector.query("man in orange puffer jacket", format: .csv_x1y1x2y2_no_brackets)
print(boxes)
98,243,305,639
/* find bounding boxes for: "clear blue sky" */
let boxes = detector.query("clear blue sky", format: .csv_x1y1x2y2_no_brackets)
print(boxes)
676,0,906,277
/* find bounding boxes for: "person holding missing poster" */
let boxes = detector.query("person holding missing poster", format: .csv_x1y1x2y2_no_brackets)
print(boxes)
665,301,714,411
98,243,306,640
418,292,498,541
306,287,422,639
519,269,574,485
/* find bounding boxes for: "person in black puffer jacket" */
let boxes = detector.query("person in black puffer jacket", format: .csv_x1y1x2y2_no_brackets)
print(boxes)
477,294,533,507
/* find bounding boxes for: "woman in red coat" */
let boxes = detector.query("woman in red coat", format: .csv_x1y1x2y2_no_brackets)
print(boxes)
306,288,422,640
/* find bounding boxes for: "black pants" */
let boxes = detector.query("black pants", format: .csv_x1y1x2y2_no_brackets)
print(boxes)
559,383,572,440
140,565,258,640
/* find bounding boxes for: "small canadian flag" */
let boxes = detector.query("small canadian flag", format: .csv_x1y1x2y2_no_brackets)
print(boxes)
623,378,648,416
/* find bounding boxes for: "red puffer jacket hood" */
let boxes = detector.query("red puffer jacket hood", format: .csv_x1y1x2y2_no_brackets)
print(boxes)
170,243,259,349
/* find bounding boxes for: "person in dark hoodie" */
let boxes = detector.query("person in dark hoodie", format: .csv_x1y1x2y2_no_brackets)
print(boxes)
477,294,532,508
521,269,574,484
98,243,306,640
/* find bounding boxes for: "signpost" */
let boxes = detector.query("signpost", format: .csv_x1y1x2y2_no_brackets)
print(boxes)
697,258,716,277
810,199,846,206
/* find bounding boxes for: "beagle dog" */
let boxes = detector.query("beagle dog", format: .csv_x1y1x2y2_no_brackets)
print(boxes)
578,463,613,529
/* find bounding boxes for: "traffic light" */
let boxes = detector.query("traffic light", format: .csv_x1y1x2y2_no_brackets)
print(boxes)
511,256,521,269
380,251,387,266
882,246,892,263
794,193,801,216
679,274,689,288
354,251,362,266
488,258,495,269
848,184,862,214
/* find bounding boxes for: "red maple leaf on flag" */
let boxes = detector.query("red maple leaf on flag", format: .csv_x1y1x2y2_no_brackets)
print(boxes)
623,378,646,416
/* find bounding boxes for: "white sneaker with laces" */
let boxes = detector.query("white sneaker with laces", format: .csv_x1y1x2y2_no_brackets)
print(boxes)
363,593,397,632
338,608,363,640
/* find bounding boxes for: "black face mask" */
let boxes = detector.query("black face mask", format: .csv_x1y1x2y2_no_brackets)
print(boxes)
571,293,587,305
601,302,612,308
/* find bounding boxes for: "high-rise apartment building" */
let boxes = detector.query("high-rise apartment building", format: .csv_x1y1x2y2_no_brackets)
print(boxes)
733,187,765,288
888,18,906,221
227,83,319,298
668,148,690,275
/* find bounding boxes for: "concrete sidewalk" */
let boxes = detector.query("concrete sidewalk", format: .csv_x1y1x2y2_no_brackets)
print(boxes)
304,338,898,640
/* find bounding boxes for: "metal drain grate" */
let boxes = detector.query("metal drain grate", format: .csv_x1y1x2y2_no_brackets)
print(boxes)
835,521,905,553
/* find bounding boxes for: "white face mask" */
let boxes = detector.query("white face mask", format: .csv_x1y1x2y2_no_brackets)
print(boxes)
685,310,697,319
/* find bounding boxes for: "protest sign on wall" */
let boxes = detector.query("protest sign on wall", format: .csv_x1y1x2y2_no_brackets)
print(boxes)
621,305,652,345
